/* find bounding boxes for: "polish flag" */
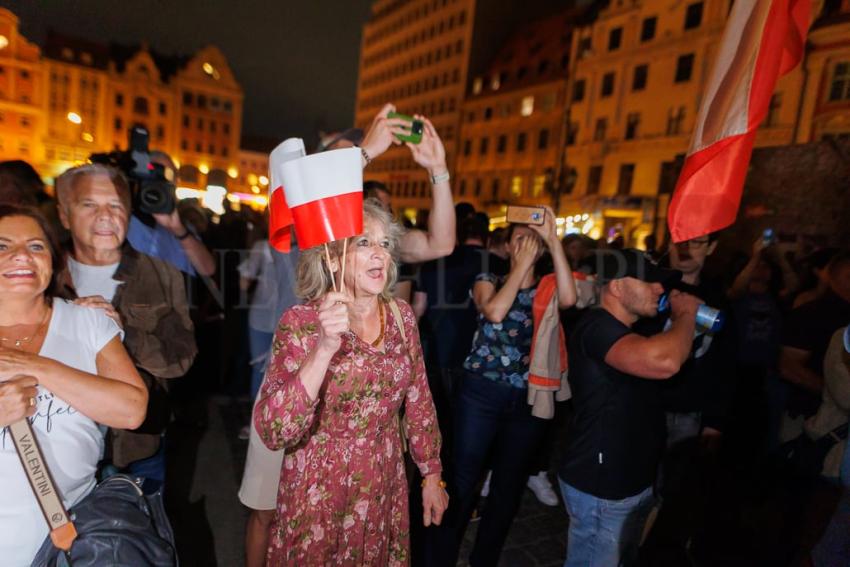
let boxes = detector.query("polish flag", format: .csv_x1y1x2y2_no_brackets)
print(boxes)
278,147,363,250
667,0,810,243
268,138,306,252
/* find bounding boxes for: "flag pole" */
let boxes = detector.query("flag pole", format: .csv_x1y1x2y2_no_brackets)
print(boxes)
324,243,337,292
339,238,348,297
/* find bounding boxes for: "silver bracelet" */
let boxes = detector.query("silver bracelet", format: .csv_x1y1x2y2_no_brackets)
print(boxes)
430,171,450,185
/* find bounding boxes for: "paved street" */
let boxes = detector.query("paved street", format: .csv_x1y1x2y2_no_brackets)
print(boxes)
167,396,570,567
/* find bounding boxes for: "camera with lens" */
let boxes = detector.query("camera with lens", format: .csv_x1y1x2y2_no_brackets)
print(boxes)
90,125,176,215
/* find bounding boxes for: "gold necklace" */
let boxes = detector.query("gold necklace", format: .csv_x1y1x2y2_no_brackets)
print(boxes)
370,300,385,347
0,306,51,349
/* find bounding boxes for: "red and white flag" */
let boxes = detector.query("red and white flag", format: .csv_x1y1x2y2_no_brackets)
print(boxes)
667,0,810,243
268,138,306,252
278,147,363,250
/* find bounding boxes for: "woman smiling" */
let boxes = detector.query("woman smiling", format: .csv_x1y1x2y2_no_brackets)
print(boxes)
0,204,147,566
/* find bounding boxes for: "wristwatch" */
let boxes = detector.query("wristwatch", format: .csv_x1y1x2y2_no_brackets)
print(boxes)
430,171,450,185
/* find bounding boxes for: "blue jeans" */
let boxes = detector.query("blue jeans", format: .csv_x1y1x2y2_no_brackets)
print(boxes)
427,374,548,567
248,328,275,401
559,479,654,567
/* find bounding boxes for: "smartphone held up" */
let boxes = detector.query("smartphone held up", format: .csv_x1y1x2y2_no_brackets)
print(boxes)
506,205,546,226
388,111,424,144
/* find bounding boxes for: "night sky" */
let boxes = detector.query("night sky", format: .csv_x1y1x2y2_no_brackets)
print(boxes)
7,0,374,144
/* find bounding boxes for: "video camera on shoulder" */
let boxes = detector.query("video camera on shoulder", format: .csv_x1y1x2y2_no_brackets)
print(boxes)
89,125,176,215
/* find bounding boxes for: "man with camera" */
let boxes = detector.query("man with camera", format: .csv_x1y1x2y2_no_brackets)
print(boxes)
56,163,197,487
559,249,699,567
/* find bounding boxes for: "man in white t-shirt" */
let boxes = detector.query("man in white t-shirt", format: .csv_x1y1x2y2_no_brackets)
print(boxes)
56,163,197,485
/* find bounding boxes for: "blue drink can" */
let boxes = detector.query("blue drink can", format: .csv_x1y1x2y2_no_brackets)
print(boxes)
656,294,724,333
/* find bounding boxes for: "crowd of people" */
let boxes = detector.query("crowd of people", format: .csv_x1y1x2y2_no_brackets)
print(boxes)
0,102,848,567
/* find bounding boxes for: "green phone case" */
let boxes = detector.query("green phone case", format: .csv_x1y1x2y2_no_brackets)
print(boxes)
388,111,424,144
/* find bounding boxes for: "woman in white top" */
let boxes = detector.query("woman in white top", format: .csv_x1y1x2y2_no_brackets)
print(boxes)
0,204,147,566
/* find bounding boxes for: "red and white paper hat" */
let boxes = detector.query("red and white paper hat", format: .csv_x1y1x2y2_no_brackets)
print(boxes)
268,138,306,252
278,147,363,250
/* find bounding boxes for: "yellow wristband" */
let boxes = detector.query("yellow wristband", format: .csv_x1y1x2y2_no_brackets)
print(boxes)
421,478,447,489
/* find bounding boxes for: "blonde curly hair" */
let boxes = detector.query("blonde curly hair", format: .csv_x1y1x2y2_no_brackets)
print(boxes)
295,198,404,301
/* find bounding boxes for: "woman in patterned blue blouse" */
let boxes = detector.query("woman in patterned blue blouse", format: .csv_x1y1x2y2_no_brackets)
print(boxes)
429,206,576,566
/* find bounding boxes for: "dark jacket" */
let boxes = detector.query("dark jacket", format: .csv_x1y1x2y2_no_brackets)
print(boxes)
66,245,197,466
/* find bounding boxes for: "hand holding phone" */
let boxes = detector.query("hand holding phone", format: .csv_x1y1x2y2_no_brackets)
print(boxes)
387,112,424,144
506,205,545,226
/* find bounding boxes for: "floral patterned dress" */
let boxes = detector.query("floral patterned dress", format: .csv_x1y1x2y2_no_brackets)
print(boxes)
254,299,442,566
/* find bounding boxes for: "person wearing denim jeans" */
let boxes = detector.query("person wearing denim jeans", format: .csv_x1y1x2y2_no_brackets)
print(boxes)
428,213,577,566
559,249,699,566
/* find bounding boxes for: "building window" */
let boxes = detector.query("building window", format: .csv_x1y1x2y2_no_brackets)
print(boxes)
520,96,534,116
516,132,527,152
181,140,188,150
532,175,546,198
156,125,165,139
601,72,615,97
572,79,586,102
484,107,493,120
474,179,482,197
183,92,192,106
114,118,122,130
594,118,607,141
567,122,578,145
463,139,472,156
209,144,215,154
159,102,167,116
666,106,686,135
198,95,207,109
491,179,500,200
617,163,635,195
115,93,124,107
675,54,695,83
224,100,233,112
210,121,217,133
511,175,523,197
578,37,592,58
608,27,622,51
459,179,466,195
633,64,648,91
195,142,202,152
497,135,507,153
587,166,603,195
222,147,229,157
641,17,657,42
625,113,640,140
223,123,230,134
133,97,149,115
197,118,204,130
829,62,850,101
182,115,189,127
538,129,549,150
685,2,704,30
765,93,782,127
537,59,550,75
479,137,489,155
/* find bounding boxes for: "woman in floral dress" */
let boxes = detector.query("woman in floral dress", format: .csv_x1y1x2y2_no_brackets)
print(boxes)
254,199,448,566
429,207,576,566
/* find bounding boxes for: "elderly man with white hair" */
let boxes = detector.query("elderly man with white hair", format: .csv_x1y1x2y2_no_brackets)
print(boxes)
56,163,197,488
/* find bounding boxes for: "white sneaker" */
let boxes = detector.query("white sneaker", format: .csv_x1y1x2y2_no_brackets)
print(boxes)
480,470,492,497
527,472,559,506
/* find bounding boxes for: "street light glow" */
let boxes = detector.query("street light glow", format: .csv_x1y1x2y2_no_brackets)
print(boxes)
81,132,94,143
258,175,269,186
199,163,210,175
227,166,238,179
67,112,82,124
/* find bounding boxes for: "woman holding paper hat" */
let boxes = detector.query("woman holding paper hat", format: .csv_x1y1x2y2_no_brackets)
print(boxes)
255,197,447,565
0,204,146,566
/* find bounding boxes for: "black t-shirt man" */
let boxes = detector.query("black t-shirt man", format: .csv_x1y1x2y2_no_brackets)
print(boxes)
559,308,666,500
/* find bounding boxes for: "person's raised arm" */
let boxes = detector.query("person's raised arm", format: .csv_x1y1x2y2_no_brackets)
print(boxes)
473,236,539,323
153,210,216,276
530,207,576,309
398,117,455,263
604,290,699,379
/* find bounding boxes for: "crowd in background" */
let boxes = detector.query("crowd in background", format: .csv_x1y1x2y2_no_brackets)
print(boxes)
0,117,848,567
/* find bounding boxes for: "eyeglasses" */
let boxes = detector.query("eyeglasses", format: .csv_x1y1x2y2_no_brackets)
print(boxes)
678,238,710,249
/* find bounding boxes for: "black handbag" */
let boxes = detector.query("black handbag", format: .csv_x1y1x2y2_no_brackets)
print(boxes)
30,474,177,567
777,421,849,479
8,417,177,567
